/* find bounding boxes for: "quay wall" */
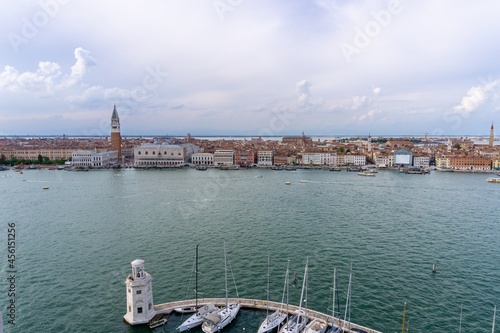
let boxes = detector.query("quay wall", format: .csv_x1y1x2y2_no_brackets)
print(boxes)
154,298,382,333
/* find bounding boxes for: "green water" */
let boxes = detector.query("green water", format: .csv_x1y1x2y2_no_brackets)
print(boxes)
0,168,499,332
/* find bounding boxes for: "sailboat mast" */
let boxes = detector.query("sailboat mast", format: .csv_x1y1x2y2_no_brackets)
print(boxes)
266,253,270,318
224,241,228,309
343,264,352,331
286,260,290,329
332,268,336,332
195,244,199,309
298,257,309,324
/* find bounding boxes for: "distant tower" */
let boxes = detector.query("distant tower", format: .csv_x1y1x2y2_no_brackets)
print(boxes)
111,103,122,157
368,134,372,152
447,138,452,152
489,122,494,148
123,259,155,325
187,133,191,142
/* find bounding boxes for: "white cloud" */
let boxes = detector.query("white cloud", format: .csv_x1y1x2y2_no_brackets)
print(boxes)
296,80,312,108
454,80,499,116
372,85,381,96
355,109,380,122
61,47,97,88
351,95,369,110
0,47,95,95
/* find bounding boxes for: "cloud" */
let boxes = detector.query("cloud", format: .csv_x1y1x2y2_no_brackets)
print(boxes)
351,95,370,110
296,80,312,108
354,109,380,122
67,85,151,106
61,47,97,88
454,79,499,116
0,47,95,95
372,85,381,96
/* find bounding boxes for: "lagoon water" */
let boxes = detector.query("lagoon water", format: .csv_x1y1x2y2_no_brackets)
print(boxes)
1,168,499,332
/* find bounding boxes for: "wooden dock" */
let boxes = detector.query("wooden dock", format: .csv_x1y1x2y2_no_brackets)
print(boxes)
154,298,382,333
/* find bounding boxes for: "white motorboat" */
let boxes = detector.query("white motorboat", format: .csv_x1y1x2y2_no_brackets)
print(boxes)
201,242,240,332
257,255,287,333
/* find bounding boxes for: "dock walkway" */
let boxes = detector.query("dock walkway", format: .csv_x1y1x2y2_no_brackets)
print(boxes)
154,298,382,333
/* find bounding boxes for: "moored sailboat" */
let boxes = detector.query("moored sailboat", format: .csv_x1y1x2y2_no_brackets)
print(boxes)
177,245,218,332
258,255,287,333
279,258,309,333
201,242,241,333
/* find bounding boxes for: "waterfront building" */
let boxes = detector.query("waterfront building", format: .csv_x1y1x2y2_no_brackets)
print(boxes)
213,150,235,166
302,152,337,165
124,259,155,325
436,155,451,169
134,141,200,167
71,150,118,167
192,153,214,165
111,104,122,158
235,150,256,166
257,150,274,166
344,154,366,166
2,148,75,161
394,148,413,167
413,155,430,168
492,158,500,170
375,154,394,168
449,155,491,170
489,122,495,148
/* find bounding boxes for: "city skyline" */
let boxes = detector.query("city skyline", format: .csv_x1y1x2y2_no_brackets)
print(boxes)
1,1,500,136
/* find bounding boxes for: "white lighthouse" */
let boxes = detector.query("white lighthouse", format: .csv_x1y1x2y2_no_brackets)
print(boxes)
123,259,155,325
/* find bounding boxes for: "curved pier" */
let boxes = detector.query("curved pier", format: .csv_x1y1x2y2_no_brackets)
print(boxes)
154,298,382,333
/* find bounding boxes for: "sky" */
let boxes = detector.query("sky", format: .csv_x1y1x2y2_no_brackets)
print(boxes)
1,0,500,136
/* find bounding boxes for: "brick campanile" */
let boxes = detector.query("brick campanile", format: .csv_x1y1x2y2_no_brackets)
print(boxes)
111,103,122,157
489,122,494,148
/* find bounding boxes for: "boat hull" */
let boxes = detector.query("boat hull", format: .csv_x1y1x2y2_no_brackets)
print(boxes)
257,310,287,333
201,303,241,333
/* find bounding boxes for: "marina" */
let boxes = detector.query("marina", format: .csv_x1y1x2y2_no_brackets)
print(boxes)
1,168,499,332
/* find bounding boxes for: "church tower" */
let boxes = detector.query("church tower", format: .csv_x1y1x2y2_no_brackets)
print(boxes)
123,259,155,325
367,134,372,152
489,122,494,148
111,103,122,157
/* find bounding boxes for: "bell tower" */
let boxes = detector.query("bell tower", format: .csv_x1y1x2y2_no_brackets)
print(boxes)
111,103,122,158
123,259,155,325
489,122,494,148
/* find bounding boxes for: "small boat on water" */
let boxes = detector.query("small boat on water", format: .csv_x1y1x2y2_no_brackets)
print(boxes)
364,169,378,173
357,172,375,177
149,318,167,329
196,165,208,171
43,186,49,189
285,181,291,185
487,178,500,183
